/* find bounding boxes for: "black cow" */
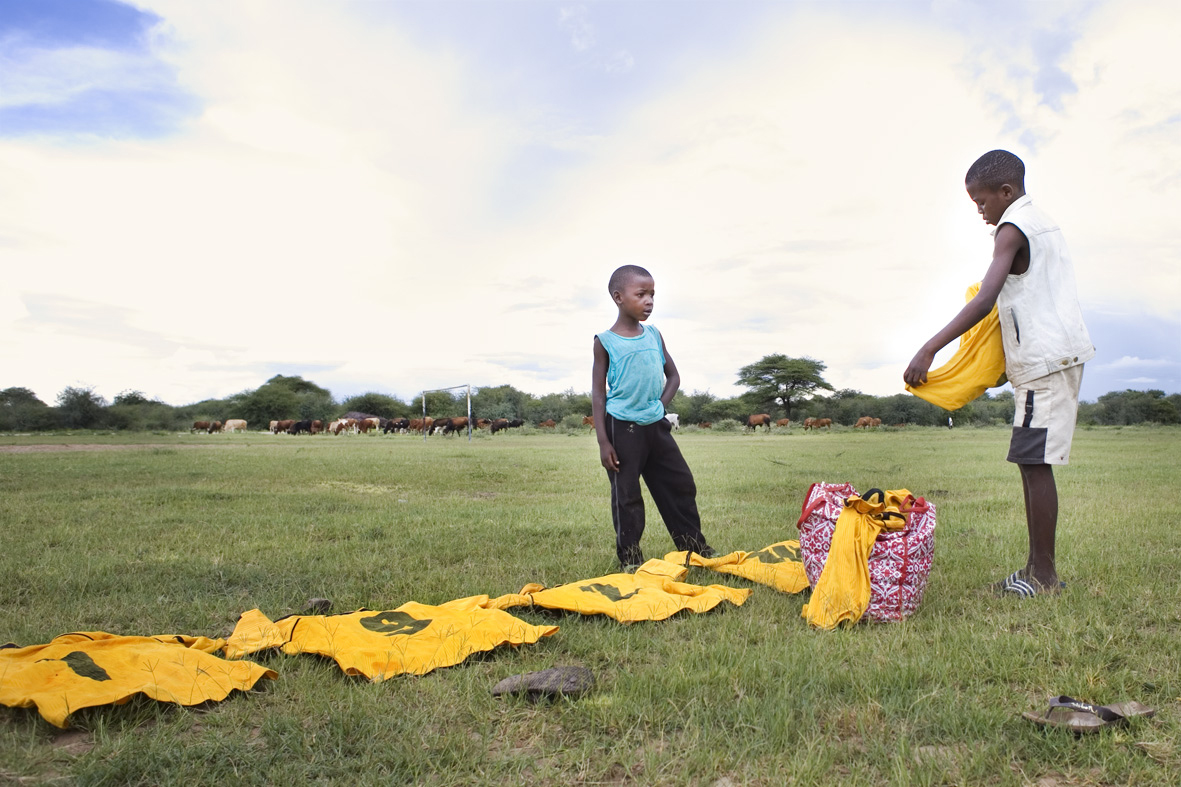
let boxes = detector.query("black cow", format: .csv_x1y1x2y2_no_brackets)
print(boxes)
289,419,314,435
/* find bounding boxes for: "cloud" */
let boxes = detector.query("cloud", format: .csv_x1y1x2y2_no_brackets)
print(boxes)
559,5,595,52
556,4,632,74
1097,356,1177,370
600,49,634,75
0,1,197,138
0,0,1178,407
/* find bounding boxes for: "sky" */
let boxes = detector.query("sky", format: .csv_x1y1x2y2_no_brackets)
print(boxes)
2,0,1179,408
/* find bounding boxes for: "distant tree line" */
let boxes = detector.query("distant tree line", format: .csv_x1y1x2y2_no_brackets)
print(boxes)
2,358,1178,432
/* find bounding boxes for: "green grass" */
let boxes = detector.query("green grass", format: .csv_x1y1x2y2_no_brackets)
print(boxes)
1,426,1179,785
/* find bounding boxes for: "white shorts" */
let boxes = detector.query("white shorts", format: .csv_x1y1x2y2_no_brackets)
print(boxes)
1007,364,1083,466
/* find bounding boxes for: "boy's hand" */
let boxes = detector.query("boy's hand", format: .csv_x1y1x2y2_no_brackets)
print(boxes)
904,347,935,387
599,442,620,472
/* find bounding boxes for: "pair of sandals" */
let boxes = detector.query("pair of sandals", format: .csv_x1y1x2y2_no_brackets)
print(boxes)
1024,695,1155,733
995,569,1065,598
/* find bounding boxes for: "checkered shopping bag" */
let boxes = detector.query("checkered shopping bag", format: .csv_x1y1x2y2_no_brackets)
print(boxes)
796,482,936,623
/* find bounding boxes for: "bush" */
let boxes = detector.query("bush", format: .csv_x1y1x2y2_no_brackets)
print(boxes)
56,386,106,429
713,419,741,433
558,414,590,432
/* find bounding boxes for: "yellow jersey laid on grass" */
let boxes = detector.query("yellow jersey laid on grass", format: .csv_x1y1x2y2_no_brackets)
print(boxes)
224,598,558,680
489,558,751,622
0,632,276,728
664,540,810,594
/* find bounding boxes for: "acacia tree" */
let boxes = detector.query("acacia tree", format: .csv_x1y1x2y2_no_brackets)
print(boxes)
735,355,833,419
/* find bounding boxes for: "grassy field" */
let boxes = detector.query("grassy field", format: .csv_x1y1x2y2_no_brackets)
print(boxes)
1,425,1178,786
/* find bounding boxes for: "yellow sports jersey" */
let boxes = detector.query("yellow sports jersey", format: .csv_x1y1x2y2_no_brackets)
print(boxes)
224,598,558,680
802,490,911,630
906,283,1007,411
665,541,809,594
489,558,751,622
0,632,276,729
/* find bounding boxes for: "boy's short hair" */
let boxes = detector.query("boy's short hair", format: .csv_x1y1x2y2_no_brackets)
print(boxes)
608,265,652,296
966,150,1025,190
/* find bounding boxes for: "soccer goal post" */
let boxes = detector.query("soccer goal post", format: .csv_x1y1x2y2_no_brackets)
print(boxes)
420,383,472,442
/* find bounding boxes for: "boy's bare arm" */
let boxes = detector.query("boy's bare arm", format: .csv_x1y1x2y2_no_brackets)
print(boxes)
591,337,619,471
904,224,1026,387
660,340,681,408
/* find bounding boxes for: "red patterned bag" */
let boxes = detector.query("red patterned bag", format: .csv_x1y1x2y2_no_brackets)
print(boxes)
796,482,936,623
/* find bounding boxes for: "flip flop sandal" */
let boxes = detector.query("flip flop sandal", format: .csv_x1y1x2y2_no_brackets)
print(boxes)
995,570,1066,598
1001,573,1038,598
1050,695,1155,720
1023,696,1155,733
992,569,1027,594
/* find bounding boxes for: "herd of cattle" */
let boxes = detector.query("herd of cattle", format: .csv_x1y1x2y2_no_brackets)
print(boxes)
192,413,888,435
190,419,247,433
731,414,881,431
190,416,531,435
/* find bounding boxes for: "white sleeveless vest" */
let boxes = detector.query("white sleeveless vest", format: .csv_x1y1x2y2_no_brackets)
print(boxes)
994,195,1094,386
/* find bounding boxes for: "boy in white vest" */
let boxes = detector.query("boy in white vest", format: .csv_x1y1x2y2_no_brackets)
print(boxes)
904,150,1093,597
592,265,715,572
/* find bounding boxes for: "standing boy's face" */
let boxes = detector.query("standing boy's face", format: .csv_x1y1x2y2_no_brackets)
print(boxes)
613,275,655,321
966,181,1014,226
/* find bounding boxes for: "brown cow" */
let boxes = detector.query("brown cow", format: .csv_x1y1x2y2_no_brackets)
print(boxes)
539,419,556,428
356,417,380,434
871,418,882,427
311,420,323,434
442,417,469,435
776,418,791,427
803,417,817,431
854,416,873,429
745,414,772,432
192,421,211,433
490,418,510,434
698,422,712,429
816,418,832,430
582,415,595,427
476,418,492,429
209,421,223,433
276,419,296,433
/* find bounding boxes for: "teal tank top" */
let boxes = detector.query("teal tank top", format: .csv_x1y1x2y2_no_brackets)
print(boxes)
597,324,666,425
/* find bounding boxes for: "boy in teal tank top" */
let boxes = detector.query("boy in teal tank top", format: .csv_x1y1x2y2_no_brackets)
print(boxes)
592,265,715,571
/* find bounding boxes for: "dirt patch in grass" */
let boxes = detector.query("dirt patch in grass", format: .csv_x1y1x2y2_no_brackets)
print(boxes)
50,729,95,756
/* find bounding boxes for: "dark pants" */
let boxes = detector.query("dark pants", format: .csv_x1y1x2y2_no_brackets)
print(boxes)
605,414,710,566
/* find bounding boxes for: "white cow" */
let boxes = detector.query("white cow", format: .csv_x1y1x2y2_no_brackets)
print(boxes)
664,413,679,430
223,419,247,433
